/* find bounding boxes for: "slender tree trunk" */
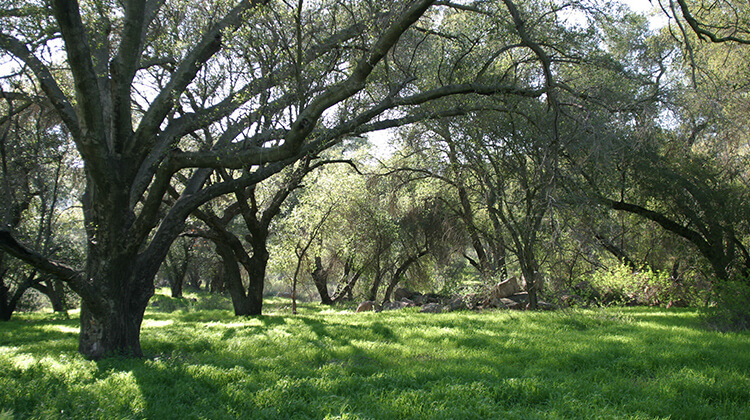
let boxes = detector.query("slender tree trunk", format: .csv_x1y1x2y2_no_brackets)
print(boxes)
0,281,13,321
333,261,361,303
50,279,67,313
0,269,37,321
368,267,383,302
383,249,427,303
168,255,188,298
243,237,268,315
33,277,68,313
216,243,252,316
519,246,540,310
311,256,333,305
523,269,540,310
215,234,267,316
170,277,184,298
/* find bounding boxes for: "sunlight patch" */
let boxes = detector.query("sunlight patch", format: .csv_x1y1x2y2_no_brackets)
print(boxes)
0,346,19,354
143,319,174,328
204,321,249,328
11,353,35,370
45,325,78,334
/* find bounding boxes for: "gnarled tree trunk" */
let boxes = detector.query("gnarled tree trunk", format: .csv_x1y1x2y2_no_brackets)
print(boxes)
311,256,333,305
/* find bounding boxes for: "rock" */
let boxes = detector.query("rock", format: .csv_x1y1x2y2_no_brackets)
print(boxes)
382,302,401,311
411,293,424,306
420,302,442,313
382,299,415,311
493,277,521,299
537,301,556,310
423,293,445,304
486,295,524,310
505,292,528,304
444,297,466,312
393,287,414,301
499,297,523,310
356,301,376,312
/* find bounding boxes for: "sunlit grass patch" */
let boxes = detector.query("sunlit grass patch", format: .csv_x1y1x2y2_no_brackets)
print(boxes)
1,306,749,418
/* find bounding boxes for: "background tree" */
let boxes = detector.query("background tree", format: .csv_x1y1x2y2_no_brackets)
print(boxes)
0,91,82,320
158,235,197,298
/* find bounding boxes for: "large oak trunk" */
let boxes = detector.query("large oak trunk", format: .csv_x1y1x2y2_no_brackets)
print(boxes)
244,254,266,315
79,297,149,358
77,251,155,358
76,180,163,358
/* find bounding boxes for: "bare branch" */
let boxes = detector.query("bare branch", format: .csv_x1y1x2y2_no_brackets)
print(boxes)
0,33,81,139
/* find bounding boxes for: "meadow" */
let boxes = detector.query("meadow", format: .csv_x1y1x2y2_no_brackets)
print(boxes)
1,293,749,419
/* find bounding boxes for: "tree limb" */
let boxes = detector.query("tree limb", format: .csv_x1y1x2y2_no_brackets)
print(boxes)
0,231,103,309
675,0,750,44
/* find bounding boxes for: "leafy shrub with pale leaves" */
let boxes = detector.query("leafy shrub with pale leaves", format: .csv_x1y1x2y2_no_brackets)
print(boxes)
586,264,700,307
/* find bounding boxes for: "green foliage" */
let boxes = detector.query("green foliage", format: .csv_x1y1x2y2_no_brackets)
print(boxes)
587,263,701,307
1,304,749,419
703,279,750,332
148,288,233,313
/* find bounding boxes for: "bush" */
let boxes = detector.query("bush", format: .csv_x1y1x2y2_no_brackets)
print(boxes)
585,263,700,307
703,279,750,331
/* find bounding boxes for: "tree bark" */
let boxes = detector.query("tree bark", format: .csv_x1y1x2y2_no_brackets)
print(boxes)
31,277,68,313
216,242,252,316
332,260,361,303
243,238,267,315
367,265,384,302
77,247,156,358
0,265,36,321
383,249,428,303
170,277,184,299
311,256,333,305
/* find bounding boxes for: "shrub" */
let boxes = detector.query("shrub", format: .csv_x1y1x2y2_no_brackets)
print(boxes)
703,279,750,331
585,263,699,307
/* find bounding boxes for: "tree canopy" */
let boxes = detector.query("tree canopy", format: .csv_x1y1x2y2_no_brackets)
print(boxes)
1,0,750,357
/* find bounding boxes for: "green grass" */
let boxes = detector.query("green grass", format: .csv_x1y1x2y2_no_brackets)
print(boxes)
1,299,749,419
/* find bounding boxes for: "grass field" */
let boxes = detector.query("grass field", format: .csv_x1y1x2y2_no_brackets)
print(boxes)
1,294,749,419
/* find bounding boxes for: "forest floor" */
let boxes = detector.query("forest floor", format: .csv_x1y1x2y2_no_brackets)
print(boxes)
1,291,749,419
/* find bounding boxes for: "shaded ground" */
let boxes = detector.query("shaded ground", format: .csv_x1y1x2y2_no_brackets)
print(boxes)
1,301,749,419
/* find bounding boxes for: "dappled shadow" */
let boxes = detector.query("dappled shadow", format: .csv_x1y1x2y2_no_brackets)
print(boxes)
0,315,79,356
4,308,750,418
257,315,288,327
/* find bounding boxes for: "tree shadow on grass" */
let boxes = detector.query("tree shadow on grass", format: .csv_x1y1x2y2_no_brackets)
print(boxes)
5,308,750,419
0,315,79,356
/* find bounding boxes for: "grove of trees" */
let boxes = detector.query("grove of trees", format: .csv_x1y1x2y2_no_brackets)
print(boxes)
1,0,749,358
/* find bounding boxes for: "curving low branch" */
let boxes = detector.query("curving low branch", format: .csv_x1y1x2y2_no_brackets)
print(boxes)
0,231,104,311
